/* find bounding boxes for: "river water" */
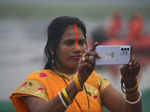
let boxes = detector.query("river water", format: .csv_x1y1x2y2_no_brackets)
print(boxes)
0,18,150,100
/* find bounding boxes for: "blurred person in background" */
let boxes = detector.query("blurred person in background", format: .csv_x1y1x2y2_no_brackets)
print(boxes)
128,13,143,43
106,10,122,39
89,26,109,49
10,16,142,112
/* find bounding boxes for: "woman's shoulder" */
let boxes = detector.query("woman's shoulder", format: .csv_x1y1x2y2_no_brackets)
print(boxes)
9,69,51,107
26,69,57,80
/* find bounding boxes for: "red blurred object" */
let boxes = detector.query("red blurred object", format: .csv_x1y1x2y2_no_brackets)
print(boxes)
90,12,150,78
128,13,143,42
106,10,122,39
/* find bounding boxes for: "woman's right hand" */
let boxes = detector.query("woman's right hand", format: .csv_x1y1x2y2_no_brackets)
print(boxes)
77,42,100,86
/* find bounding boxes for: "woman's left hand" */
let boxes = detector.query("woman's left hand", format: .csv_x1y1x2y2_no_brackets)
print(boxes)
120,55,140,85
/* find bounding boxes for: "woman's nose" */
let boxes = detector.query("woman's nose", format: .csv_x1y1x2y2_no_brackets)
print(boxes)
75,42,81,51
74,42,86,53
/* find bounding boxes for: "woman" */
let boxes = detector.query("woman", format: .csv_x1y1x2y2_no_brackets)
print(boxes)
10,16,142,112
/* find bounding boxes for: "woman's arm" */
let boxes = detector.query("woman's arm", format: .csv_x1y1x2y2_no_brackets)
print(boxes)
102,55,142,112
102,84,142,112
23,80,79,112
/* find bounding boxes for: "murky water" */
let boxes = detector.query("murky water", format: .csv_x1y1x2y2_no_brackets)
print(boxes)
0,18,150,100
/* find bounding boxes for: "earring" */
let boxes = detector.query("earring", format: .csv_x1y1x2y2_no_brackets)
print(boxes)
51,56,55,65
50,50,55,66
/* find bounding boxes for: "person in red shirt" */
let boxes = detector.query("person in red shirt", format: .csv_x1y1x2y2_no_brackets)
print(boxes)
128,13,143,42
106,10,122,39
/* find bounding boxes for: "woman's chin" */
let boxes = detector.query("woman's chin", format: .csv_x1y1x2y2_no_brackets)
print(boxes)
67,62,78,70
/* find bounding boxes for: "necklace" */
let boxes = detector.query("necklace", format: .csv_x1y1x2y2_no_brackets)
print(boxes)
53,69,77,81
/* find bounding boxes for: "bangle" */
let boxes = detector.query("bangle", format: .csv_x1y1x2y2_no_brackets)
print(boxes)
126,91,139,97
121,79,138,94
74,75,82,91
58,92,68,108
62,88,72,104
124,90,142,104
124,80,137,88
125,81,139,93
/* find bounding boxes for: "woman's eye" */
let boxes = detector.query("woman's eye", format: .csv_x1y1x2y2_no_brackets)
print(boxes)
65,40,74,46
64,39,86,46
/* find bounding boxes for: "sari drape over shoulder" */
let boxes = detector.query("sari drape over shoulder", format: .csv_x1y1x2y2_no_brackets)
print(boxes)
10,69,110,112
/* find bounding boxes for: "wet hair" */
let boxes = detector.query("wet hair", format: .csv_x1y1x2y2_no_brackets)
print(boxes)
44,16,86,69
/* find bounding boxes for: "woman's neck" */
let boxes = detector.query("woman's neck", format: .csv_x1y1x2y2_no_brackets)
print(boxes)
53,64,77,75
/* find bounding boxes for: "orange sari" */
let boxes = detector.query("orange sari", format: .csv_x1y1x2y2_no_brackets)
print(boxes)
10,69,110,112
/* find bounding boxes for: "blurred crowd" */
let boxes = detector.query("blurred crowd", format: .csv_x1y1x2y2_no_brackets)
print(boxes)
89,11,150,77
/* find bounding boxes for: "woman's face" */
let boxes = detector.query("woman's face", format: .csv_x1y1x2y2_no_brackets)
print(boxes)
55,25,87,71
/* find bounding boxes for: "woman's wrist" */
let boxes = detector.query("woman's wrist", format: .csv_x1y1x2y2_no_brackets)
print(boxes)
64,79,81,102
78,73,86,88
58,87,74,109
124,79,137,89
57,73,85,109
74,75,82,91
57,72,89,109
125,90,142,104
121,78,138,93
121,78,141,104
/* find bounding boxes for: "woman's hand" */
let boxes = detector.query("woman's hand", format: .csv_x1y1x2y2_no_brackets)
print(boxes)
120,55,140,86
77,42,100,85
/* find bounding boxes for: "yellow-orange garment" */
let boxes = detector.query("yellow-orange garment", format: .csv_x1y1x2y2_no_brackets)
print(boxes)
10,69,110,112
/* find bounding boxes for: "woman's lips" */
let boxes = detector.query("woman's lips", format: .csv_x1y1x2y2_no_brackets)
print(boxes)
72,55,81,60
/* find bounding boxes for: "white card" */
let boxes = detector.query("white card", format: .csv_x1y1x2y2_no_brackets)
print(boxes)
95,45,131,65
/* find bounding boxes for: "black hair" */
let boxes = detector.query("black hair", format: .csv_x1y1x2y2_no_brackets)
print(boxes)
44,16,86,69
